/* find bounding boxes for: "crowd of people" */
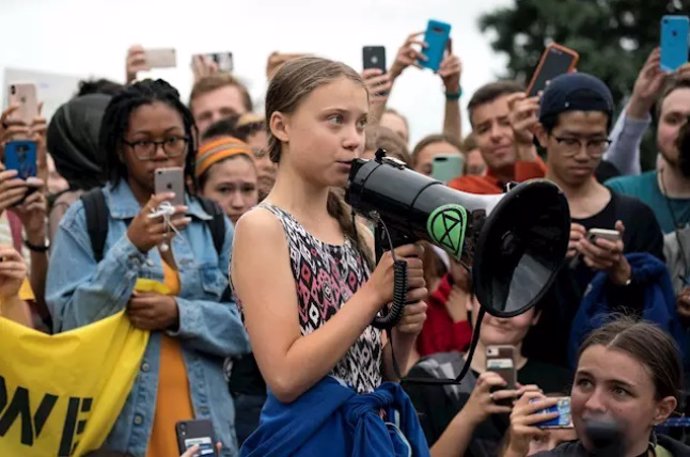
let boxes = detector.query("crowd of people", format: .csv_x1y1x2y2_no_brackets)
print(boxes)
1,21,690,457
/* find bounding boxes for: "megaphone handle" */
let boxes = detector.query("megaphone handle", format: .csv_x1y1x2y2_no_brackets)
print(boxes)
371,260,408,329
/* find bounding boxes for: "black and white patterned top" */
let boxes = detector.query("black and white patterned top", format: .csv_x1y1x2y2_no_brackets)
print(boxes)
260,203,382,393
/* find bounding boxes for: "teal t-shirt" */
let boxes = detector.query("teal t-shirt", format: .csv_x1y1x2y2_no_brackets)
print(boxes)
606,171,690,234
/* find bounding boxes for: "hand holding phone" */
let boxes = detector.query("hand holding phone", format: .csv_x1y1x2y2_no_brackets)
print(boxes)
533,396,573,429
154,167,185,206
176,419,218,456
526,44,579,97
419,20,452,72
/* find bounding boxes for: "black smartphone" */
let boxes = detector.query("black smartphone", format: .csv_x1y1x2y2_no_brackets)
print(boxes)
363,46,387,73
175,419,218,456
526,44,579,97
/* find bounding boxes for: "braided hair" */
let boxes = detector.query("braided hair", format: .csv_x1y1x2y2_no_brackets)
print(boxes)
100,79,198,191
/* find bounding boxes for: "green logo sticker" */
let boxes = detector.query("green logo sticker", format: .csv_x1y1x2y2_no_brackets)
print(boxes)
426,204,468,260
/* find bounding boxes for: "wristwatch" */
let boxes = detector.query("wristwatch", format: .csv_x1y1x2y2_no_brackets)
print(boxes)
24,238,50,253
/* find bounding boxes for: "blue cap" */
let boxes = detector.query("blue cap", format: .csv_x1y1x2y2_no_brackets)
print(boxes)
539,72,614,123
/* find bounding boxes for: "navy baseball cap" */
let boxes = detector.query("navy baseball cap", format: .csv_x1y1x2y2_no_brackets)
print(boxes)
539,72,614,123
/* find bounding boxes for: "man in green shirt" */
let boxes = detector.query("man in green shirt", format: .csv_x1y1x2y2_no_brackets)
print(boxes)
606,77,690,234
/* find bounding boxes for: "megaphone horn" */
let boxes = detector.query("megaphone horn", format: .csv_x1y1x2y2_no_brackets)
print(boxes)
345,150,570,328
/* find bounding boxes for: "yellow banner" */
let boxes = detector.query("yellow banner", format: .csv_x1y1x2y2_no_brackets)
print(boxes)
0,311,148,456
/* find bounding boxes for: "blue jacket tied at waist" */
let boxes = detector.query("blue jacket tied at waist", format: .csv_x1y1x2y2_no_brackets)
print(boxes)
241,376,430,457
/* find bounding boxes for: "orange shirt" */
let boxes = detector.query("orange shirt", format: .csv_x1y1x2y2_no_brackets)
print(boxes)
448,158,547,195
146,261,195,457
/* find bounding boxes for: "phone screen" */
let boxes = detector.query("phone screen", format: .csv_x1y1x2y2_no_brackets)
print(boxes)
527,47,577,97
183,436,215,456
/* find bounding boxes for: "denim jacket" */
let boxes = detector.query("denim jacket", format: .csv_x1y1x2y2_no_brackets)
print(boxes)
46,181,250,457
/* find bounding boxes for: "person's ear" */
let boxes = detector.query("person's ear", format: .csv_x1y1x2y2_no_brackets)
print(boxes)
269,111,290,143
531,309,542,326
653,396,677,425
535,123,548,148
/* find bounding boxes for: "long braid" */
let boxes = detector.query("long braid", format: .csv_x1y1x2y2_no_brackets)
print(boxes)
326,189,374,270
100,79,199,192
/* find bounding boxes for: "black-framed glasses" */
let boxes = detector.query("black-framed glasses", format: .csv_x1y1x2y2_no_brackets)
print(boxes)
552,136,612,158
122,136,190,160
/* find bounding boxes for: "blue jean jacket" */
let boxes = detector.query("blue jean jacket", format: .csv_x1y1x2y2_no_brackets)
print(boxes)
46,182,250,457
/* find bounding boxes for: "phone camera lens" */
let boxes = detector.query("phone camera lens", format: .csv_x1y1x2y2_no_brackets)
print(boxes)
10,86,15,95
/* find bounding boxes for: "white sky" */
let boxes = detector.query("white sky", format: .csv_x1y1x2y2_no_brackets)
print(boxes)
0,0,512,145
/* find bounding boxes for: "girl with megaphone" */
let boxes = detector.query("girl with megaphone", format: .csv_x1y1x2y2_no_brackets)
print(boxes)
230,56,430,455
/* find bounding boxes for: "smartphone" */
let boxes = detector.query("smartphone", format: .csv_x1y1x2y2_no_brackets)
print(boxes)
587,228,621,243
363,46,387,73
526,44,580,97
661,16,690,72
419,19,452,72
4,140,37,179
154,167,185,206
534,397,574,429
7,82,39,125
175,419,218,456
196,52,234,72
431,154,464,183
144,48,177,68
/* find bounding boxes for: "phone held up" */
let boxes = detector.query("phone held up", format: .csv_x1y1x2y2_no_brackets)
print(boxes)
419,19,452,72
144,48,177,69
3,140,37,179
154,167,185,207
660,15,689,72
7,82,39,126
526,44,579,97
363,46,387,73
431,154,464,183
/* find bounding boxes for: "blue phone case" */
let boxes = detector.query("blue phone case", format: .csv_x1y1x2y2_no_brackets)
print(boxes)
661,15,689,72
3,140,37,179
534,397,572,428
419,20,451,72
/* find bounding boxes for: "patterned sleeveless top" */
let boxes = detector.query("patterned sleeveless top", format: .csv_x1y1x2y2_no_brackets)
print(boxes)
261,203,383,393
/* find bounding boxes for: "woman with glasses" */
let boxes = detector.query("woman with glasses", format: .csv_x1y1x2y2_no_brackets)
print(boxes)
46,79,249,457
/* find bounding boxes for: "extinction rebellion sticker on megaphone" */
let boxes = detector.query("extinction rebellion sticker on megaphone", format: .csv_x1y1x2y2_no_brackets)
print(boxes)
426,204,468,260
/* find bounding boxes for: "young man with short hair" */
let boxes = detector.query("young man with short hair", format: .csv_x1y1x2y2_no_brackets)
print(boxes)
189,74,253,135
523,72,664,367
607,77,690,234
447,81,547,194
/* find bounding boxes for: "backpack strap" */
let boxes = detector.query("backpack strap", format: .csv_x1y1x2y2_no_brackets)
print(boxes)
80,188,109,263
197,196,226,257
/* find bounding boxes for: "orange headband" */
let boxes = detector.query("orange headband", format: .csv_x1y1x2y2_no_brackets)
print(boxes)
195,136,254,178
